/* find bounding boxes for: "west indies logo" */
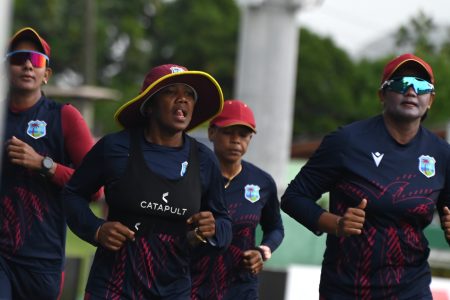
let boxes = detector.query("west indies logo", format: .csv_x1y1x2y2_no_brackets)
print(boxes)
27,120,47,139
244,184,261,203
418,155,436,178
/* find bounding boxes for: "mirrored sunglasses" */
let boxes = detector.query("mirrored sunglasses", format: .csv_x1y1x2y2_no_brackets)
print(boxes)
6,50,49,68
381,76,434,95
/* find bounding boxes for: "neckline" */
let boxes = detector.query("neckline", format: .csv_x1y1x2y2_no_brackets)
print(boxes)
224,164,242,189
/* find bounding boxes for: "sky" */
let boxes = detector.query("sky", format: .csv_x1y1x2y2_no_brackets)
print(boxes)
296,0,450,56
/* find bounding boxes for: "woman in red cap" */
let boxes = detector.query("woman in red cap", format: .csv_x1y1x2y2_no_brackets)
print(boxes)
63,64,232,299
190,100,284,300
282,53,450,299
0,27,99,299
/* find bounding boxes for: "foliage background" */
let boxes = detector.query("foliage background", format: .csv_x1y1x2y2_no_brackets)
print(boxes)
11,0,450,140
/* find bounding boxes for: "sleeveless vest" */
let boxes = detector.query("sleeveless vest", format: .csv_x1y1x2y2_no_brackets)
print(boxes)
107,129,202,237
1,96,67,267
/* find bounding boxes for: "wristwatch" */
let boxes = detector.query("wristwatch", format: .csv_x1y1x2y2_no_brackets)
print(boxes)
41,156,54,175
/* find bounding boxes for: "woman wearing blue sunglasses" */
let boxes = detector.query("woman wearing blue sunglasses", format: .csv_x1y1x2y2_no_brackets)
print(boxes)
282,53,450,300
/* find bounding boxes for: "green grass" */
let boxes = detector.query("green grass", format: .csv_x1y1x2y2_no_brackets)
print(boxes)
62,202,103,300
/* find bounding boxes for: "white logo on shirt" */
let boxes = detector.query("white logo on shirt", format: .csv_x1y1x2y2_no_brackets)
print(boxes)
162,192,169,203
180,161,188,176
371,152,384,167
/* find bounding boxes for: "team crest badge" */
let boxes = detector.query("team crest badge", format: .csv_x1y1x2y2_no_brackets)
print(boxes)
244,184,260,203
27,120,47,139
418,155,436,178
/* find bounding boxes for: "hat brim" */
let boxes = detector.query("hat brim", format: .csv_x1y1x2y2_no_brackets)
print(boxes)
212,120,256,133
114,71,224,131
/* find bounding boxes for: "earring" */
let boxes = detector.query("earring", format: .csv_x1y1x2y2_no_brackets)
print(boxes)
43,80,48,85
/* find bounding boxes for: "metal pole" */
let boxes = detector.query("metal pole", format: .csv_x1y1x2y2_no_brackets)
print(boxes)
84,0,97,85
82,0,97,130
0,0,13,172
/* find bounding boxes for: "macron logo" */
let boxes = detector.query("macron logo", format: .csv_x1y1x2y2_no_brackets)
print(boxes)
162,192,169,203
371,152,384,167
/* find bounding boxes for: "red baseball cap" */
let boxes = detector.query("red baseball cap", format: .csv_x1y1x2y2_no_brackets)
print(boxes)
210,99,256,133
115,64,224,131
8,27,51,58
381,53,434,84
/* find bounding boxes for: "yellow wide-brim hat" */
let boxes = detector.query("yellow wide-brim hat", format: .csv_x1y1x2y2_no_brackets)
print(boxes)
114,64,224,131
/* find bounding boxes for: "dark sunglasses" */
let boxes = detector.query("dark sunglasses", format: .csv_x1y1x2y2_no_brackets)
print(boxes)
6,50,49,68
380,76,434,95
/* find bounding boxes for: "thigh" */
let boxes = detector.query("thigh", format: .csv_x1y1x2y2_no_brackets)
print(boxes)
84,292,102,300
0,260,12,300
224,281,258,300
11,266,62,300
411,287,432,300
84,291,191,300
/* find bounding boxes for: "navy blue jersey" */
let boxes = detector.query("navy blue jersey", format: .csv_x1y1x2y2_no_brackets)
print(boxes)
191,160,284,300
1,96,67,271
282,115,450,299
64,129,232,299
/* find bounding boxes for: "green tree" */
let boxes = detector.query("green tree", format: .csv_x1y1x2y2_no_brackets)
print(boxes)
393,11,450,131
12,0,240,135
395,11,436,54
12,0,159,134
11,2,450,138
150,0,239,99
294,28,359,138
294,11,450,139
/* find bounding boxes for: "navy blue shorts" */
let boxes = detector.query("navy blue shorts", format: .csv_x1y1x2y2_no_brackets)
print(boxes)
0,256,63,300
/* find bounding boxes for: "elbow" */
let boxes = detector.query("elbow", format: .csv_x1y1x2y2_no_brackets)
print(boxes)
280,194,291,214
90,186,104,202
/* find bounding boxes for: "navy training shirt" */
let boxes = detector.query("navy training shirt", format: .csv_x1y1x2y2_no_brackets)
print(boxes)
281,115,450,299
191,160,284,300
64,129,232,299
1,96,67,271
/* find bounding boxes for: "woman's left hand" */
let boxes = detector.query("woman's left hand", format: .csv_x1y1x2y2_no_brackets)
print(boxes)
442,206,450,240
242,249,264,275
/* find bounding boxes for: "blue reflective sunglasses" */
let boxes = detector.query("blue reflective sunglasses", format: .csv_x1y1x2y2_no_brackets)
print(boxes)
380,76,434,95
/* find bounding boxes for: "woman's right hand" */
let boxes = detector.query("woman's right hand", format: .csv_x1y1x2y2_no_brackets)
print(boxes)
336,198,367,237
95,221,135,251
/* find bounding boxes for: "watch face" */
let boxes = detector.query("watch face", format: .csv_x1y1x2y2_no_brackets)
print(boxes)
42,157,54,169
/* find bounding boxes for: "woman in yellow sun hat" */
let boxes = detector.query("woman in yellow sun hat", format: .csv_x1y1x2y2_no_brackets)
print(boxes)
63,64,232,299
